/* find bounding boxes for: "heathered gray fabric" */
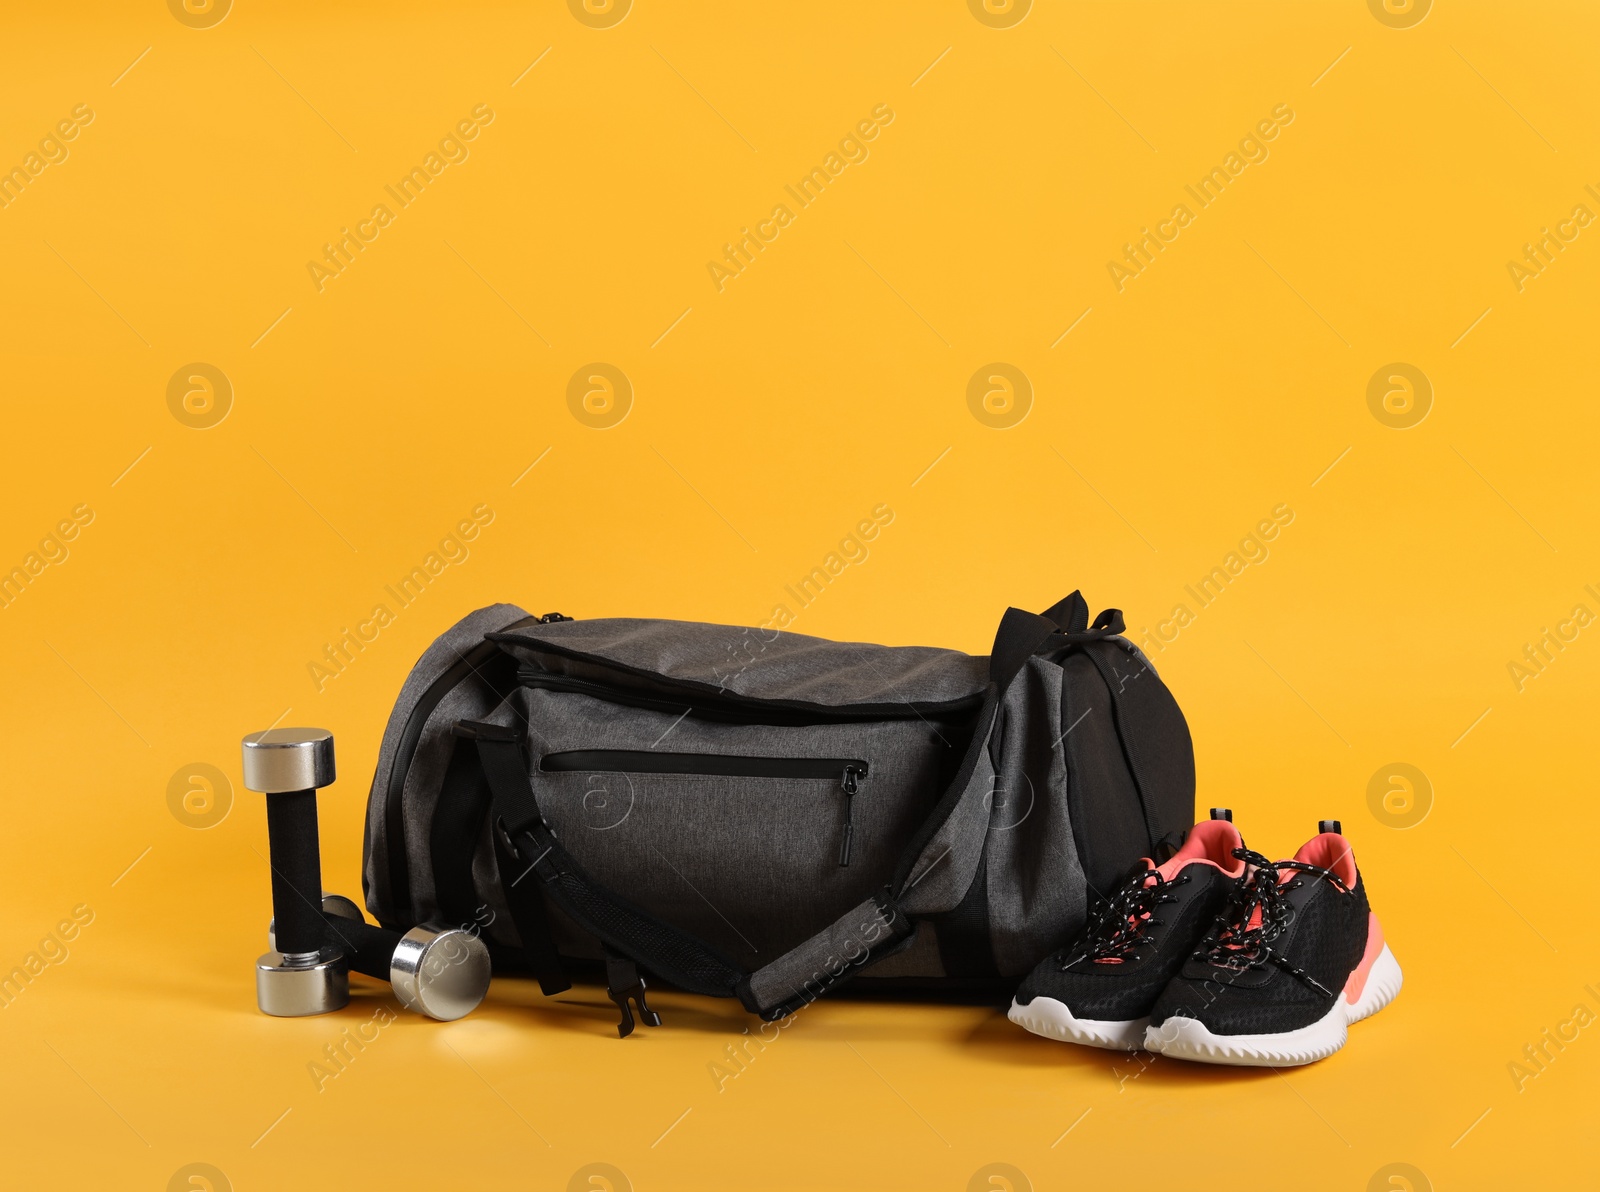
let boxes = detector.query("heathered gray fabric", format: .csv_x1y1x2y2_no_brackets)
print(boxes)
896,740,997,917
983,655,1087,975
497,617,987,707
498,685,953,969
364,603,533,920
744,896,907,1010
398,690,522,932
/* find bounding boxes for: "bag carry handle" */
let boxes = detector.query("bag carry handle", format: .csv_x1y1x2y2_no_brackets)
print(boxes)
1042,590,1125,639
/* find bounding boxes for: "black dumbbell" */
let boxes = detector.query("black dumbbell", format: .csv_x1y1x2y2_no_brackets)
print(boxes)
270,901,493,1022
243,727,348,1016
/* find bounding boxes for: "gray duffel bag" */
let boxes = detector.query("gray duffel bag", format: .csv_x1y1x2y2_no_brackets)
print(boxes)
361,593,1194,1031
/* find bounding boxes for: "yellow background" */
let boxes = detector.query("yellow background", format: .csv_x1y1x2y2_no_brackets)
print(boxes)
1,0,1595,1187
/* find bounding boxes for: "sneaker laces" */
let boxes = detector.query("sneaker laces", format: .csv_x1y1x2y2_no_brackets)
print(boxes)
1196,846,1349,996
1061,865,1189,969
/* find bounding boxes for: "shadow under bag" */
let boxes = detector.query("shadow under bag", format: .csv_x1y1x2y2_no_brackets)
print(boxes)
361,593,1195,1030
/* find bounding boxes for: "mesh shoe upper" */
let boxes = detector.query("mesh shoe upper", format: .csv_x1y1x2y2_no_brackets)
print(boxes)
1149,830,1372,1036
1013,817,1246,1023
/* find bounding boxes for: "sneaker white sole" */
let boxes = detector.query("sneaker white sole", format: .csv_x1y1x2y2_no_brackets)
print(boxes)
1007,996,1149,1051
1143,944,1403,1067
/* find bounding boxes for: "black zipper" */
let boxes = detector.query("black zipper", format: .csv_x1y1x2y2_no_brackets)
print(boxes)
501,646,986,725
521,670,752,722
540,750,868,867
518,666,980,727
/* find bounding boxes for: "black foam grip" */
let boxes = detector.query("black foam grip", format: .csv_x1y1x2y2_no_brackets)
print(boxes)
265,789,325,955
321,914,401,981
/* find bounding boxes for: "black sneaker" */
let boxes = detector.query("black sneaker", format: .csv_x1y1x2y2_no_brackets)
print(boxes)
1007,810,1248,1050
1144,820,1402,1066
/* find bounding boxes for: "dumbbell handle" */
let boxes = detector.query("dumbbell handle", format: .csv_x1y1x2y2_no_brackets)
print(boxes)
321,913,405,982
264,789,327,959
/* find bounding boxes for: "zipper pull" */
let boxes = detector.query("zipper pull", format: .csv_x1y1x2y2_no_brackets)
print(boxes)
838,766,861,867
537,612,573,623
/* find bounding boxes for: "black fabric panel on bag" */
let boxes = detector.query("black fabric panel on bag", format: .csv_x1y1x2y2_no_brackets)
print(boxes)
472,730,747,1001
430,735,493,929
537,859,746,999
1059,651,1152,902
934,850,999,977
1080,641,1196,857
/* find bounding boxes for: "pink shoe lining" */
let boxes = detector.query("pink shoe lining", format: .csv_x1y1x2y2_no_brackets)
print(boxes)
1153,818,1247,881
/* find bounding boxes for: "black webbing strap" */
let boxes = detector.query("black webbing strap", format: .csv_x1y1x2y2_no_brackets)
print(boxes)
459,720,750,1004
451,726,570,995
1042,590,1090,633
431,734,572,992
1042,591,1127,642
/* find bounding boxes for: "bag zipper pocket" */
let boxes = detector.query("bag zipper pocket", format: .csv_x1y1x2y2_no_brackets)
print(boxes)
539,750,868,867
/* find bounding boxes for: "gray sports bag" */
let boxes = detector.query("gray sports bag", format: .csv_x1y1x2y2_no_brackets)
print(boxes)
361,593,1194,1031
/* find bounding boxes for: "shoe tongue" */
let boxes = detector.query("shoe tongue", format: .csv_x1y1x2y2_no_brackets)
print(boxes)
1208,864,1277,959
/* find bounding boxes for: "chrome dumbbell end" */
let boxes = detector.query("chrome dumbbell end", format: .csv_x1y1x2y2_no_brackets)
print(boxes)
273,905,492,1022
255,950,349,1017
241,727,335,793
390,926,493,1022
260,895,364,1018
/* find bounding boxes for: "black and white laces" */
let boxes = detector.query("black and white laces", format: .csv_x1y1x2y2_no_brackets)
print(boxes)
1195,846,1350,996
1061,865,1191,969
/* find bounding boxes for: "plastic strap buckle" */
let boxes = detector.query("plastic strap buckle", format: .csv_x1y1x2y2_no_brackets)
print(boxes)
604,949,662,1038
